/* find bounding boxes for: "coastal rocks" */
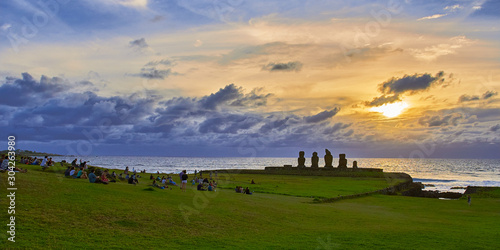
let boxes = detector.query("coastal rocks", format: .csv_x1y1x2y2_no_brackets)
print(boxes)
402,182,462,199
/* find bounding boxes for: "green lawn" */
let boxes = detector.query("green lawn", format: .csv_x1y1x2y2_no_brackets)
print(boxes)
1,163,499,249
216,172,404,198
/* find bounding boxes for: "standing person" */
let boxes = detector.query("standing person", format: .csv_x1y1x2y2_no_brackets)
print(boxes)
181,170,188,192
468,195,471,206
194,170,197,177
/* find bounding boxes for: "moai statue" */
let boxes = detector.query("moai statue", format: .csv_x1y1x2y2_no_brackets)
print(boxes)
311,152,319,168
297,151,306,168
338,153,348,169
353,161,358,169
324,149,333,168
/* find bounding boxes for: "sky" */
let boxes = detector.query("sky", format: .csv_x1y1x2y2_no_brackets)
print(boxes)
1,0,499,158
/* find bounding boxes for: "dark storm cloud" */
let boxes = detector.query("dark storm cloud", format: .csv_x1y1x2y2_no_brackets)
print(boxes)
0,73,68,107
129,38,149,48
1,73,345,155
379,71,445,95
304,108,340,123
365,71,446,107
262,61,303,72
201,84,243,110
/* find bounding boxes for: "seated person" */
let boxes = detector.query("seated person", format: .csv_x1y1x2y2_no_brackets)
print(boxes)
74,168,84,178
64,167,71,177
244,187,252,195
69,167,76,177
152,179,159,187
101,170,110,184
150,174,154,180
88,170,97,183
80,171,88,179
208,184,213,191
168,178,177,186
197,183,206,191
128,176,137,185
111,171,117,178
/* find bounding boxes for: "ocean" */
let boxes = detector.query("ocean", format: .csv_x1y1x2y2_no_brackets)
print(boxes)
47,156,500,193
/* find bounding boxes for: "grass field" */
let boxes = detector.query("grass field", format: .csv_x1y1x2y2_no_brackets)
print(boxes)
1,163,499,249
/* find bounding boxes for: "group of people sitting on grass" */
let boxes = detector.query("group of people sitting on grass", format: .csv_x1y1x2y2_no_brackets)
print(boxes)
195,177,217,191
64,166,89,179
235,186,252,195
0,155,28,173
18,156,53,167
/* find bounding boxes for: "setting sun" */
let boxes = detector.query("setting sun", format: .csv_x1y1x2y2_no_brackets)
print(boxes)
370,102,409,118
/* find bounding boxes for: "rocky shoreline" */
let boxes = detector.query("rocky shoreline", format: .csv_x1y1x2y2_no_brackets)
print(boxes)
402,182,463,199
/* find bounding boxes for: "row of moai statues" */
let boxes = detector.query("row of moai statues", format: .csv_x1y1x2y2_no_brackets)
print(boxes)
297,149,358,168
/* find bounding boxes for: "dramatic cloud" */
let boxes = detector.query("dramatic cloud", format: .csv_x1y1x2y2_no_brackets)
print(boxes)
0,73,68,107
365,71,446,107
262,61,303,72
379,71,445,95
201,84,243,110
1,73,351,154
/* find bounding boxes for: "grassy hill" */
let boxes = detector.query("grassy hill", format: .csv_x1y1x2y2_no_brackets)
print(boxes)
1,163,499,249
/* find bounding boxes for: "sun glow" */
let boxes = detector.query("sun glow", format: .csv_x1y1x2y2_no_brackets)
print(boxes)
370,101,409,118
